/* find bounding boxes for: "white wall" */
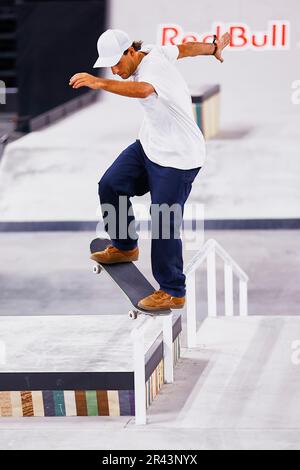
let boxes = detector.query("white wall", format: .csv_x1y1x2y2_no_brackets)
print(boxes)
109,0,300,126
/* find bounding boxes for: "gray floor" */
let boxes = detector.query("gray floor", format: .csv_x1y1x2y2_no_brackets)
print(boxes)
0,230,299,319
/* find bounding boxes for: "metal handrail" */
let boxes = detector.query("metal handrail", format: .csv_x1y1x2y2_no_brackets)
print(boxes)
184,239,249,282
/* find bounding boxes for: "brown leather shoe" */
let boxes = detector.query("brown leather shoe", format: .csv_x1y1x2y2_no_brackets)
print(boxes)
138,289,185,311
90,244,139,264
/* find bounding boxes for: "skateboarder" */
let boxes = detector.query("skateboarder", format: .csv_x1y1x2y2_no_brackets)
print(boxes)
69,29,230,311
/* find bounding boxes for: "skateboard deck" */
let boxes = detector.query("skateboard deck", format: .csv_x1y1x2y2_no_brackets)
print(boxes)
90,238,172,318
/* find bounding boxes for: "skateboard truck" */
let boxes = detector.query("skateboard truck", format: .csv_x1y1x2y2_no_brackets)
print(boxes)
128,308,172,320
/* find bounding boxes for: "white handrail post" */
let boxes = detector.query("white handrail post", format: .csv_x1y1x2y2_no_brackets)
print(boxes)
131,327,146,425
224,263,234,317
163,314,174,383
239,280,248,316
207,248,217,317
186,271,197,348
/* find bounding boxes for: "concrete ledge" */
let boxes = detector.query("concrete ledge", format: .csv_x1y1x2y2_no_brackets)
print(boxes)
30,91,98,132
0,314,181,417
0,219,300,232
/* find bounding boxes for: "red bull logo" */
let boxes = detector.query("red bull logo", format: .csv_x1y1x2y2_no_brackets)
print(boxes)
158,21,290,51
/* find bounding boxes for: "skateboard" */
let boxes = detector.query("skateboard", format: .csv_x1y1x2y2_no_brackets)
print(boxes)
90,238,172,320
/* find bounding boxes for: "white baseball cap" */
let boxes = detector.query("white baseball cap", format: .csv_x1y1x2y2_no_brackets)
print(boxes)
93,29,132,68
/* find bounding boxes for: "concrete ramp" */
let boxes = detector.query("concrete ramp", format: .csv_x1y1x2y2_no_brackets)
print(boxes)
0,94,299,225
146,316,300,448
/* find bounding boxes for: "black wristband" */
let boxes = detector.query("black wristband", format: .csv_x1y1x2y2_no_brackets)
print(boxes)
212,34,218,55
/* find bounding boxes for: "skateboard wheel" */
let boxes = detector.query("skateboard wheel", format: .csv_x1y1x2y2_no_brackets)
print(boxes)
129,310,138,320
93,265,102,275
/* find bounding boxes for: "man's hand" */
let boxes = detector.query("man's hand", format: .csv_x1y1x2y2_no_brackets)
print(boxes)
214,32,230,63
69,73,100,90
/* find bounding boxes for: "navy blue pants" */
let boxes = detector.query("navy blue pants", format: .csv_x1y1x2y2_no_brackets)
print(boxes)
98,140,200,297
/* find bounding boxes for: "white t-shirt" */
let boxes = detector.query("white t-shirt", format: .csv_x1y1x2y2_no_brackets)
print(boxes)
131,44,206,170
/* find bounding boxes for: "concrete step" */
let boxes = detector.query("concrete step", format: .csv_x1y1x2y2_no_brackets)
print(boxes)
149,316,300,430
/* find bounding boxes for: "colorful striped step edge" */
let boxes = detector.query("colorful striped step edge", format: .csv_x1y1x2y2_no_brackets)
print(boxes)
0,390,134,417
0,333,181,417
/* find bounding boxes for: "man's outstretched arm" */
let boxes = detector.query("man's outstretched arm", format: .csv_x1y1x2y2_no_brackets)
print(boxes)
69,75,155,98
178,32,230,63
